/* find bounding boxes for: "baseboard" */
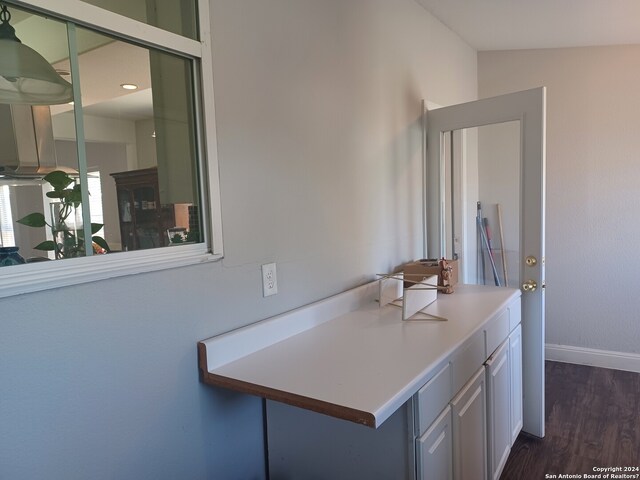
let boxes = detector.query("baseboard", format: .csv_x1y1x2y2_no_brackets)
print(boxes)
545,344,640,373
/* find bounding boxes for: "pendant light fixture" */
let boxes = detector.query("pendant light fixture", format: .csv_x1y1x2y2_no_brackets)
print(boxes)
0,3,73,105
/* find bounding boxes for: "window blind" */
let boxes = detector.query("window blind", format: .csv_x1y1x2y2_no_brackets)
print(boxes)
0,185,15,247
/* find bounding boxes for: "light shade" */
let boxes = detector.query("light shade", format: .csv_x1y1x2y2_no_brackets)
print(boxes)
0,4,73,105
0,39,73,105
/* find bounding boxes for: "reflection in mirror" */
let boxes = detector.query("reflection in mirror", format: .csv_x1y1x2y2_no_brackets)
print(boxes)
0,6,78,264
80,0,198,40
442,121,521,288
0,5,203,267
61,28,202,253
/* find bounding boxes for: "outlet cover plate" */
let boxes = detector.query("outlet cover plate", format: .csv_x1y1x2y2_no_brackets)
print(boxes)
262,263,278,297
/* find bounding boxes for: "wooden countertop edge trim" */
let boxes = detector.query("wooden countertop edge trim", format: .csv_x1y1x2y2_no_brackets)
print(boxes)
198,342,377,428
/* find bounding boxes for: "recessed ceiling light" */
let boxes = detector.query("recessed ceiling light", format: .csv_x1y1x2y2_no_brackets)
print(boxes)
120,83,138,90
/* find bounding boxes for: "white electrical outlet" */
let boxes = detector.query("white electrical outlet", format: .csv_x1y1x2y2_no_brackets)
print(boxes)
262,263,278,297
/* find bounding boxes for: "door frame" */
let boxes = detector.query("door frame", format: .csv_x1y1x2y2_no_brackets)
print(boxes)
426,87,546,437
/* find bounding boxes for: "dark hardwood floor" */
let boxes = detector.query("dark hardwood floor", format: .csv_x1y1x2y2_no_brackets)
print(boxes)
501,361,640,479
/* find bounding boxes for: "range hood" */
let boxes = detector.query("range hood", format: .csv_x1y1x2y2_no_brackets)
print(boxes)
0,104,76,179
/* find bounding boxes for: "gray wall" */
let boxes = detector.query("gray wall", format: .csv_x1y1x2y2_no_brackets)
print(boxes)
479,45,640,355
0,0,477,478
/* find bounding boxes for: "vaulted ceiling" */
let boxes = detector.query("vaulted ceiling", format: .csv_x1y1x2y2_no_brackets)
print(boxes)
416,0,640,50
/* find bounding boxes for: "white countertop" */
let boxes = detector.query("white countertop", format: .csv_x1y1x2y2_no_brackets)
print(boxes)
199,284,520,428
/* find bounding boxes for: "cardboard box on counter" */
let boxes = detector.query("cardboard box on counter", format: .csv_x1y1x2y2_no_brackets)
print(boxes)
403,259,459,291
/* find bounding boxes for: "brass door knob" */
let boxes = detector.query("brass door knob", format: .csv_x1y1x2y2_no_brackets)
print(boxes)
522,280,537,292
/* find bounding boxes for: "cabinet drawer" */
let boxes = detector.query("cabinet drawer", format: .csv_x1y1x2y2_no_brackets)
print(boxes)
451,331,485,395
508,299,521,332
416,362,452,435
484,310,509,357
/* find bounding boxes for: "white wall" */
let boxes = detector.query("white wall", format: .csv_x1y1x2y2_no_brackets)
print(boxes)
53,112,139,170
0,1,477,478
135,118,157,169
477,121,521,288
479,45,640,355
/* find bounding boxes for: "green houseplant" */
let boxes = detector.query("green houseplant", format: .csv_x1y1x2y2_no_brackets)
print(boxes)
17,170,110,259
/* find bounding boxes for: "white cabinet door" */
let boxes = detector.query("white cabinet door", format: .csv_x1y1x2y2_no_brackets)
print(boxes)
486,340,511,480
451,367,487,480
417,406,453,480
509,324,523,445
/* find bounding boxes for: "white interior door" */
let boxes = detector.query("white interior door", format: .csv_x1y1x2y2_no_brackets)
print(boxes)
426,87,546,438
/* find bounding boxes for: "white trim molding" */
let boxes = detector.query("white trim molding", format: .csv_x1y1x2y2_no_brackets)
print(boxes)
546,343,640,374
8,0,201,57
0,246,219,299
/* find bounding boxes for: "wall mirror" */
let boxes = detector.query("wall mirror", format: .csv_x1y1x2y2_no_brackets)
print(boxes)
437,120,521,288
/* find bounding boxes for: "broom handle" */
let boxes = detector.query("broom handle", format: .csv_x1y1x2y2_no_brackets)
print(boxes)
477,202,486,284
497,204,508,286
479,218,501,286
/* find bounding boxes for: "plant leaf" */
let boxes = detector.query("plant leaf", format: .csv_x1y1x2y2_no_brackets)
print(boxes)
46,190,64,199
63,233,77,247
90,223,104,234
16,212,47,228
44,170,74,190
68,185,82,204
34,240,56,251
92,236,110,252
